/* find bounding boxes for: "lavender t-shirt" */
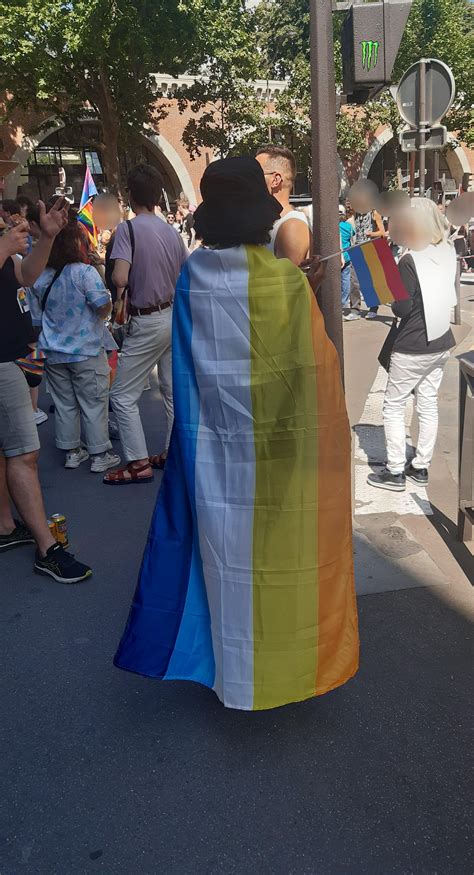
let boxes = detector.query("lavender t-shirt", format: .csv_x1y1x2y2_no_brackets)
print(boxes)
111,214,187,308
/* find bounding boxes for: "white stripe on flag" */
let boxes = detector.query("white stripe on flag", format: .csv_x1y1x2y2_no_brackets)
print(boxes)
189,247,256,710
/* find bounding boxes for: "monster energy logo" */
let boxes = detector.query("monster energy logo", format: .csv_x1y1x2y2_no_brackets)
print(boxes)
360,40,380,71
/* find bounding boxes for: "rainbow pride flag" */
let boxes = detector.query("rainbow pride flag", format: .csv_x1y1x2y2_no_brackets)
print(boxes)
77,198,98,248
350,237,409,307
114,246,359,710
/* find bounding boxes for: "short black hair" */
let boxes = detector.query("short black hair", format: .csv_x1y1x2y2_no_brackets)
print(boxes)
16,194,34,208
2,199,21,214
127,164,164,210
26,203,41,225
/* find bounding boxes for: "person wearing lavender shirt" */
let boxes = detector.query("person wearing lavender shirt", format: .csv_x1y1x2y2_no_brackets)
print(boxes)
104,164,187,485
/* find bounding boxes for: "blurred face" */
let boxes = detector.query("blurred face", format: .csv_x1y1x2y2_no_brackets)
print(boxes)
167,213,175,224
389,210,431,251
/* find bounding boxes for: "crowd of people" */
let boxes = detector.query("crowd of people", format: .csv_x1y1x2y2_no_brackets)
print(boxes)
0,145,461,707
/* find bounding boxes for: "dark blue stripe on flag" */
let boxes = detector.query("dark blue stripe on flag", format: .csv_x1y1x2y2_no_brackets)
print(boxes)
350,244,380,308
114,263,214,683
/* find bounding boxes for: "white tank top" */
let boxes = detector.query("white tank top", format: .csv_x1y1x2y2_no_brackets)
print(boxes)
267,210,309,254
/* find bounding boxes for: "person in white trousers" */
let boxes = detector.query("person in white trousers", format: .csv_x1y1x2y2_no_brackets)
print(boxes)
368,198,457,492
104,165,187,485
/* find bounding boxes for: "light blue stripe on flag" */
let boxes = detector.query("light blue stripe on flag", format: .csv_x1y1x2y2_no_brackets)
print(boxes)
163,261,215,686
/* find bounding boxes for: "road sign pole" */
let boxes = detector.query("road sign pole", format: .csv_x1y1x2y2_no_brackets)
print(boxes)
309,0,344,374
418,58,427,196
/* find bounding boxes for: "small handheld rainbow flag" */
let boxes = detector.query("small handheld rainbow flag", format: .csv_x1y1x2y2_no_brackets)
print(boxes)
77,199,98,248
349,238,409,307
79,166,98,210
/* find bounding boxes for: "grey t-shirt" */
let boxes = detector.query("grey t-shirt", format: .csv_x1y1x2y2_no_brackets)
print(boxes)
111,214,187,308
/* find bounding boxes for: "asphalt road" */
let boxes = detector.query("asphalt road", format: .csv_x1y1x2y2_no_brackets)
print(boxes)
1,377,472,874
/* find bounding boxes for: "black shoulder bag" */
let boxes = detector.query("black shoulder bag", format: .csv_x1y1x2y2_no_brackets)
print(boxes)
41,266,64,312
378,318,399,373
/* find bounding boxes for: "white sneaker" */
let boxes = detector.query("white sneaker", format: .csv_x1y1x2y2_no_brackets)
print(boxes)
34,408,48,426
365,311,377,320
65,448,90,469
343,312,360,321
90,451,121,473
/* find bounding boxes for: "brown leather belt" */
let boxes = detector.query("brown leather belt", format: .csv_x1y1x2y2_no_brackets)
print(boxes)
129,301,172,316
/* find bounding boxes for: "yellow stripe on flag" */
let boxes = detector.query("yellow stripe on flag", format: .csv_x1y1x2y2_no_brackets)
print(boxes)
363,242,394,304
247,246,319,710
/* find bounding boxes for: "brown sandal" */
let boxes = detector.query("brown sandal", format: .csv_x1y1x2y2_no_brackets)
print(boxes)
103,461,154,485
149,453,167,471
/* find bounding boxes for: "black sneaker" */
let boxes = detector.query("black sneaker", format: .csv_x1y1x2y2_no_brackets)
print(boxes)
367,468,406,492
34,543,92,584
0,520,35,552
406,463,428,485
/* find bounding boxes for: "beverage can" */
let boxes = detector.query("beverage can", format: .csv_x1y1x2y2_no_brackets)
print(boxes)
51,513,68,546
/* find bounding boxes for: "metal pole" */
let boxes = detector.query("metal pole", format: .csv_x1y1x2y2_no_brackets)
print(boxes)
433,149,440,201
454,257,462,326
309,0,344,373
409,151,415,197
266,77,272,142
418,58,427,197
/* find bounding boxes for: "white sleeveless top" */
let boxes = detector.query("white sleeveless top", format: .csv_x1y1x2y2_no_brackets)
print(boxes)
407,242,456,342
267,210,309,254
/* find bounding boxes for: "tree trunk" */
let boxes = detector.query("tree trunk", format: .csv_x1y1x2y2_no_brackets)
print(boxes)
91,66,122,196
100,124,121,195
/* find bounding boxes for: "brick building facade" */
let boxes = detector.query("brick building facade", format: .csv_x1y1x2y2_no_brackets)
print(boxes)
1,74,472,206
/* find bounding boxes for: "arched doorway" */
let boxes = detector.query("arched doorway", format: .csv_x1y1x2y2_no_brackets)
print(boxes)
9,120,196,206
361,128,471,194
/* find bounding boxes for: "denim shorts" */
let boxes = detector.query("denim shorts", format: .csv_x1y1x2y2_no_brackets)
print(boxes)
0,361,40,457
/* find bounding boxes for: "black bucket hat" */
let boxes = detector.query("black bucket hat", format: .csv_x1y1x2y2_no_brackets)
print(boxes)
193,156,282,244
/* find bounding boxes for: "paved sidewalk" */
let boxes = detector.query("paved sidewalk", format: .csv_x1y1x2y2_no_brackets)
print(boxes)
344,283,473,602
0,291,472,874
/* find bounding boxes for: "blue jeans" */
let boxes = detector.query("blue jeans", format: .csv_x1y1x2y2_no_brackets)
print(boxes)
341,263,351,308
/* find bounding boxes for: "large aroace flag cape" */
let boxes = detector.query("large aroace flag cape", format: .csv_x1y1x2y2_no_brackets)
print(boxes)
114,245,359,710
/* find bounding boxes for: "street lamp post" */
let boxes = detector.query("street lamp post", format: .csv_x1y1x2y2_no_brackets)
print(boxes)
309,0,344,373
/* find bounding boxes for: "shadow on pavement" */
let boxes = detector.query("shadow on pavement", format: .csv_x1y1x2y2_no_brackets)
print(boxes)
425,502,474,583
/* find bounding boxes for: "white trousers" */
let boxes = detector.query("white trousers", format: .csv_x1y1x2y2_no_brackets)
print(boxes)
383,350,450,474
110,309,174,463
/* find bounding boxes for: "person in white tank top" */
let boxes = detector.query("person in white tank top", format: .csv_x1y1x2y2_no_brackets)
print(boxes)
256,145,311,265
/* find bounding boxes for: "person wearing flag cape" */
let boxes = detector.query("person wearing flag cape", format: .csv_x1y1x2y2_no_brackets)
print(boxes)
114,157,359,711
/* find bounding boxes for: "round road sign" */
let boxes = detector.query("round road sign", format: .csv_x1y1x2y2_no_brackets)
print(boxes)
396,58,456,128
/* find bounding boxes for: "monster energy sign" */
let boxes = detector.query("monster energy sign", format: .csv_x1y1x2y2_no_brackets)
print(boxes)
361,40,380,71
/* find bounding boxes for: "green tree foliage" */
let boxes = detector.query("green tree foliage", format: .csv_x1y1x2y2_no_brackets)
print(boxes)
252,0,474,162
392,0,474,146
177,0,262,158
0,0,201,190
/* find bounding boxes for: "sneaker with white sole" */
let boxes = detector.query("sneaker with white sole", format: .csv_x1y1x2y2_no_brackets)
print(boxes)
365,311,377,320
34,408,48,426
367,468,406,491
34,543,92,584
90,451,121,473
64,448,90,469
343,312,361,321
405,463,428,485
0,520,35,552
